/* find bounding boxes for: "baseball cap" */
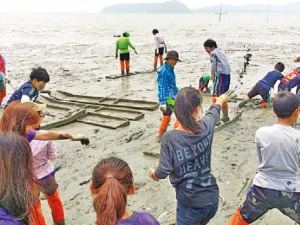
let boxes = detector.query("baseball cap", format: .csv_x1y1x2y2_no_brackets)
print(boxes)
165,50,181,62
294,56,300,62
22,101,46,112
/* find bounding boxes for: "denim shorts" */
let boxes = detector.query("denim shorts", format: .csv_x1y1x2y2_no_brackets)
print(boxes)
240,185,300,223
176,201,218,225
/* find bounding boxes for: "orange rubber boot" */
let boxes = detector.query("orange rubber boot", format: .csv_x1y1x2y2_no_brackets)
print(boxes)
120,61,125,75
154,55,158,70
31,200,46,225
125,60,130,74
158,115,171,137
159,55,163,66
227,209,248,225
46,190,65,225
259,101,268,108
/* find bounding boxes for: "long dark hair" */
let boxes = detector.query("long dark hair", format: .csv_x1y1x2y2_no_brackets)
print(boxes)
91,157,133,225
174,87,203,133
0,132,37,224
0,101,40,136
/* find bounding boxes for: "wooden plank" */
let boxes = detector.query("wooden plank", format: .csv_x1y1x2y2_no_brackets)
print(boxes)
105,70,155,79
77,112,129,129
49,90,159,110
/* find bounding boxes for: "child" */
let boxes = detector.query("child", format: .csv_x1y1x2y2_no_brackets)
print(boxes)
30,140,65,225
228,91,300,225
90,156,161,225
238,62,285,108
157,50,180,141
5,66,50,107
198,74,210,93
150,87,234,225
204,39,231,122
278,66,300,92
152,29,167,70
115,32,137,75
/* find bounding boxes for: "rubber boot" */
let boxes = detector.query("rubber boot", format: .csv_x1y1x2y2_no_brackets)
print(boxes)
120,61,125,75
31,200,46,225
159,55,163,66
46,190,65,225
227,209,248,225
238,99,249,108
154,56,158,71
125,60,130,75
158,115,171,142
259,101,268,108
221,103,230,122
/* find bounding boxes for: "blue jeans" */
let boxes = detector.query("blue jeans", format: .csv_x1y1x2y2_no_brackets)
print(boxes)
176,201,218,225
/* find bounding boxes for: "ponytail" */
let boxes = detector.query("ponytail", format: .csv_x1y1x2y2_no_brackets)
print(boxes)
93,178,127,225
91,157,133,225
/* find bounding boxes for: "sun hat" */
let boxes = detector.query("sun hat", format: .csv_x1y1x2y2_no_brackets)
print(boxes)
165,50,181,62
22,101,46,112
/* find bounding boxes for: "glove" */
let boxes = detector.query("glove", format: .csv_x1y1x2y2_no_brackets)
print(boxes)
71,134,90,145
219,90,236,102
160,104,167,113
149,168,159,181
115,55,118,59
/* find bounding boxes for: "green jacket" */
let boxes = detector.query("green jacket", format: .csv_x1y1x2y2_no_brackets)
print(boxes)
115,36,135,55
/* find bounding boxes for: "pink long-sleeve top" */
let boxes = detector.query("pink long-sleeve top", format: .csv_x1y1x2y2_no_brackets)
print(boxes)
29,140,57,179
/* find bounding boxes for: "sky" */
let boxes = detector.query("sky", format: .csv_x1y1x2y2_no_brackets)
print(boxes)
0,0,299,13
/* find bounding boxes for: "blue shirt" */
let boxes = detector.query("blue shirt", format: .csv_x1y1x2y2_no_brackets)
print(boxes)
5,81,39,107
157,62,178,104
257,70,283,91
0,206,22,225
279,72,300,91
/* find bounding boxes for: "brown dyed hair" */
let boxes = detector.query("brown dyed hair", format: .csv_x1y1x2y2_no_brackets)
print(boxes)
174,87,203,133
0,132,37,224
91,157,133,225
0,101,40,137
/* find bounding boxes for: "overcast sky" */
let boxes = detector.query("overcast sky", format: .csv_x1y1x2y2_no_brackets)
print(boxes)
0,0,298,13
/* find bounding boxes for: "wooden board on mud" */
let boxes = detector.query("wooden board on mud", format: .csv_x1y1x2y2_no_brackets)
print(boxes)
105,69,155,79
77,112,129,129
48,90,159,110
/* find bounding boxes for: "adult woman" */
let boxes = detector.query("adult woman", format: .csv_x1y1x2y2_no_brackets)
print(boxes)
0,132,39,224
150,87,233,225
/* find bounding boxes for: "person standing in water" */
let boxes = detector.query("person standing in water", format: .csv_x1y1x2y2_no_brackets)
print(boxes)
115,32,137,76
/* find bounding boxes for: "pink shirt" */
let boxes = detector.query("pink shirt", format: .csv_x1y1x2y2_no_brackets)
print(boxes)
29,140,57,179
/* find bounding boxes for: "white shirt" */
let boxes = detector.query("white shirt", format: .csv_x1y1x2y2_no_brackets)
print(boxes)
253,124,300,192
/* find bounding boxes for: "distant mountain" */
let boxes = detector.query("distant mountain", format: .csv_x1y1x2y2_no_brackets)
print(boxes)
101,1,300,13
101,0,190,14
193,2,300,13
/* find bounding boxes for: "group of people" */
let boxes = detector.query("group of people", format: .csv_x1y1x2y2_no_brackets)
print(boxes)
115,29,167,75
1,35,300,225
153,36,300,225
